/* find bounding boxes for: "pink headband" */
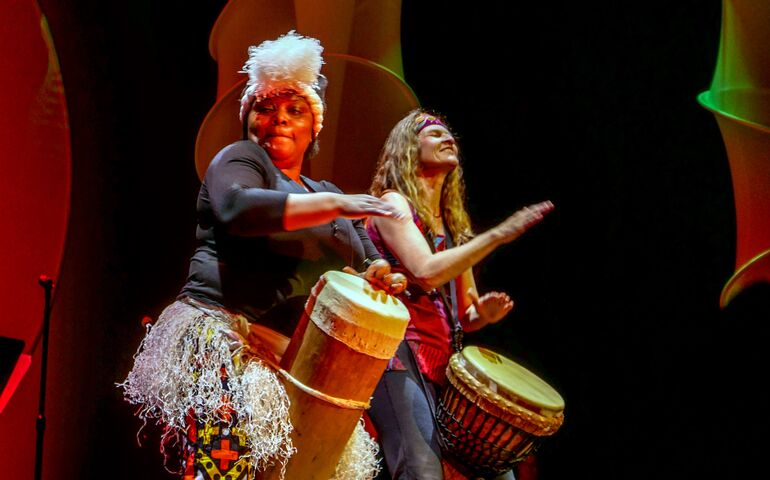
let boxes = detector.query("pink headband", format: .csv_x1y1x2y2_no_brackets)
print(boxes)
414,113,448,134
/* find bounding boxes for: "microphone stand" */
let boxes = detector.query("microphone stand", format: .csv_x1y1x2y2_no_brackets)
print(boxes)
35,275,54,480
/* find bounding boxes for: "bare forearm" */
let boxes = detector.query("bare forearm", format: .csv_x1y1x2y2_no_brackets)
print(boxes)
216,189,338,235
283,192,340,230
456,270,477,327
460,289,514,332
414,200,554,289
461,306,483,332
412,228,505,290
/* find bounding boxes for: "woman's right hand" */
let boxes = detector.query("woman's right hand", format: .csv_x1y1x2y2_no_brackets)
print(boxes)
333,193,405,220
494,200,555,243
343,259,408,295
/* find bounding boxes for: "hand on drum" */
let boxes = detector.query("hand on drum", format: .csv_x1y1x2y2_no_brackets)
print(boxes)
343,259,407,296
466,289,514,331
495,200,554,244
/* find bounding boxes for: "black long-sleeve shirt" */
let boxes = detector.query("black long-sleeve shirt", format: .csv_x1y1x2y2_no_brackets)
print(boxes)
180,140,380,336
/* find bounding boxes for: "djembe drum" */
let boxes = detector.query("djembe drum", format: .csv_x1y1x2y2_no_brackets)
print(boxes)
260,270,409,480
437,346,565,478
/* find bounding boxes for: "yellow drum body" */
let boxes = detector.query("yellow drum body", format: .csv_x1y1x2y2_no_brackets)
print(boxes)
437,346,565,478
261,270,409,480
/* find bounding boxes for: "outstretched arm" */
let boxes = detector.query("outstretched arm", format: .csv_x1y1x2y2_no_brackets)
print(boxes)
283,192,402,231
207,143,402,235
371,192,553,292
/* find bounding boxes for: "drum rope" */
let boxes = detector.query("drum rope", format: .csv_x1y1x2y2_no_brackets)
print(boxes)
446,355,564,435
183,296,371,411
259,355,371,410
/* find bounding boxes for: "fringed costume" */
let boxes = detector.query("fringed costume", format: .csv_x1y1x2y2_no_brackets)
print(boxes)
120,31,382,480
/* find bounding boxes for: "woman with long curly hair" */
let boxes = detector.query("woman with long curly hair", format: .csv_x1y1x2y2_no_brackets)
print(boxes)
366,109,554,479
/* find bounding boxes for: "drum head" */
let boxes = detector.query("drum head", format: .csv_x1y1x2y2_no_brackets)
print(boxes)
306,271,409,359
321,271,409,327
461,346,564,416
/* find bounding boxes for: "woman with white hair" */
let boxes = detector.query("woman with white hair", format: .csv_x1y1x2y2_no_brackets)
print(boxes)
121,31,405,479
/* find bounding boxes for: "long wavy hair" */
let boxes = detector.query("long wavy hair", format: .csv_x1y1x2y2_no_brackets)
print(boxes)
370,109,474,244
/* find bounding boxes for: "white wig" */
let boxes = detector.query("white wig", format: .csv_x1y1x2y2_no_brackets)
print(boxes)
239,30,325,137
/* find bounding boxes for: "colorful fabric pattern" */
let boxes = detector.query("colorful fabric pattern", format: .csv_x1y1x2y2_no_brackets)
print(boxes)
414,113,448,134
184,414,254,480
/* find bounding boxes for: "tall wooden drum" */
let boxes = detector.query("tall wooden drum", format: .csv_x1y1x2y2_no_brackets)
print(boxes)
437,346,565,478
261,270,409,480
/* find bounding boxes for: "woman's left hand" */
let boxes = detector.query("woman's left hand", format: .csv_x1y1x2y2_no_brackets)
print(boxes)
469,290,514,326
343,259,407,295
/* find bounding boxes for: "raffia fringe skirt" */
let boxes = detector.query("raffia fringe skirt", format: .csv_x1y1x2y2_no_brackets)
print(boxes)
119,298,380,479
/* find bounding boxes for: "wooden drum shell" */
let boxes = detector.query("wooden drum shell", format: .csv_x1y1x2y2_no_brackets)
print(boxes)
437,352,564,478
260,271,409,480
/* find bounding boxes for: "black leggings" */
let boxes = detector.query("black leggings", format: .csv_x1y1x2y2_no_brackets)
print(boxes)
369,370,444,480
369,369,517,480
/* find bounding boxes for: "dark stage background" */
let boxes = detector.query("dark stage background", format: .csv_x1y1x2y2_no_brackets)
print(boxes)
5,1,768,479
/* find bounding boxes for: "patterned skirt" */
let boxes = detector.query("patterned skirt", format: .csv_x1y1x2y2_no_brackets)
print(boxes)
119,297,380,480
